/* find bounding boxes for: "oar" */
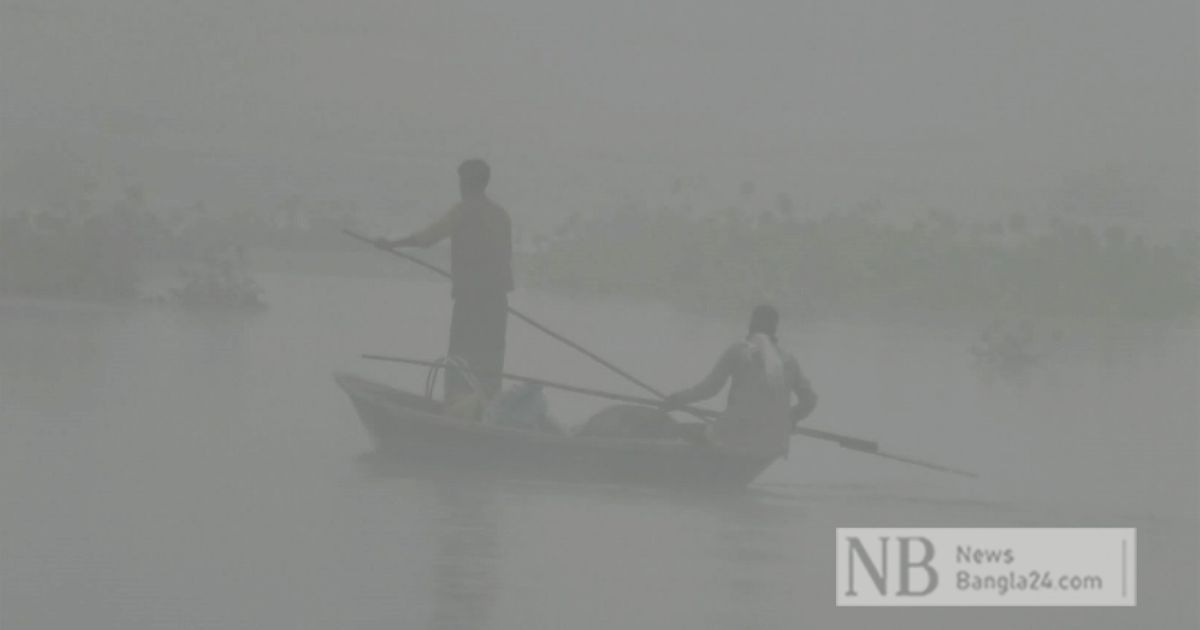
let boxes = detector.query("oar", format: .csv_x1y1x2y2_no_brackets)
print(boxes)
362,354,978,478
344,229,673,401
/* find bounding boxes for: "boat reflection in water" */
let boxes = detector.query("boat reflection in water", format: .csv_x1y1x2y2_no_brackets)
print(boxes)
426,483,502,630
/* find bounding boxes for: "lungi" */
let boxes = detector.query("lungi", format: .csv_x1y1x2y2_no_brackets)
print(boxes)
444,293,508,401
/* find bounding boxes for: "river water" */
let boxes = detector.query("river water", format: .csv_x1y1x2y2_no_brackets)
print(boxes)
2,273,1196,629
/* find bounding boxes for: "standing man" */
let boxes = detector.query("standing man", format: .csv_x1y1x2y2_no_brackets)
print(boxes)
376,159,513,402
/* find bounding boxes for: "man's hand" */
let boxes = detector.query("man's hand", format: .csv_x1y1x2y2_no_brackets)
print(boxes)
790,402,815,426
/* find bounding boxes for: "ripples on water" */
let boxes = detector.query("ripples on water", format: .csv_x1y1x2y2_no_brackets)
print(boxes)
1,275,1195,628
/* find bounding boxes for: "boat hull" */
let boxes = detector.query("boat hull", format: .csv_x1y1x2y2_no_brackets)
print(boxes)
334,372,773,488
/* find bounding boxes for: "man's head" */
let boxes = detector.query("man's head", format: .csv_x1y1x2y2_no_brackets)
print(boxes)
458,159,491,197
748,304,780,339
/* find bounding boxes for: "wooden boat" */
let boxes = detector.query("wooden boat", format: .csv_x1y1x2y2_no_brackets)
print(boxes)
334,372,774,487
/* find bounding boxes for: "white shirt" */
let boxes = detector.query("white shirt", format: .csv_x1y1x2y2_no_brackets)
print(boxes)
672,334,816,459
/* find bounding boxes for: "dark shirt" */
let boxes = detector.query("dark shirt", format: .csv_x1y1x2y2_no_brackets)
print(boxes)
406,195,513,299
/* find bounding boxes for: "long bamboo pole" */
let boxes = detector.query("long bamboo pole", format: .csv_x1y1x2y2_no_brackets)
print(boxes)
344,229,673,399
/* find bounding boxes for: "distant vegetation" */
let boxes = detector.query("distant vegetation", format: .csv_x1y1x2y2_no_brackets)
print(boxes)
0,186,299,306
0,184,404,304
4,181,1196,325
523,200,1199,324
0,190,160,300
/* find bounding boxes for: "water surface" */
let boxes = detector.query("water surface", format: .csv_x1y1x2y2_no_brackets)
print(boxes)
2,274,1195,628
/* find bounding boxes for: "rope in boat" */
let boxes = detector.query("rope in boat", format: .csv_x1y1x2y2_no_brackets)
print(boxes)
422,355,482,401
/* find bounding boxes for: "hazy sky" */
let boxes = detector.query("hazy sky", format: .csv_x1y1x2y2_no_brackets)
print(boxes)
2,0,1195,223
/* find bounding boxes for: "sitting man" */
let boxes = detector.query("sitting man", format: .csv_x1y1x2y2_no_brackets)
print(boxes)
663,305,817,461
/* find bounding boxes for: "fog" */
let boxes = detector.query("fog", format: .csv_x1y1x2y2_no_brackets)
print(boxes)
2,2,1197,629
3,1,1196,224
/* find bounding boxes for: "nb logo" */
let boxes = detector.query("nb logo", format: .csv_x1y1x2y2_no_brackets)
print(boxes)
842,535,939,598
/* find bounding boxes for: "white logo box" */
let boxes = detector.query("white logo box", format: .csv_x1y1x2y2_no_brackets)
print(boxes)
835,528,1136,607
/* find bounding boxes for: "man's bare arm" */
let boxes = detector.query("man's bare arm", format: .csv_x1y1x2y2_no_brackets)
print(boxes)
664,344,738,407
380,205,460,248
